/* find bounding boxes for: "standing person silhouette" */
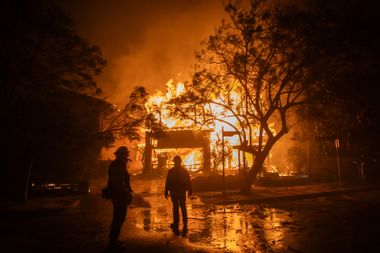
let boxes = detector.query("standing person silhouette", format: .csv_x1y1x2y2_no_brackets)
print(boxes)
107,146,133,248
165,156,192,237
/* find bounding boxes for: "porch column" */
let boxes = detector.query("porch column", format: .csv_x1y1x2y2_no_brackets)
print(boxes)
203,138,211,172
143,131,152,174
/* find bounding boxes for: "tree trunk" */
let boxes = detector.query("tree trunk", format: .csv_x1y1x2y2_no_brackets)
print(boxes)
23,158,33,202
240,154,266,193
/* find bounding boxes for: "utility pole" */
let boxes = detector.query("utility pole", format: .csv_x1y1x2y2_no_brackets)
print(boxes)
222,127,225,196
221,128,239,196
335,138,341,185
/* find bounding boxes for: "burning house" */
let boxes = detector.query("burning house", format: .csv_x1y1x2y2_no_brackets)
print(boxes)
142,80,265,175
144,129,212,173
138,80,310,179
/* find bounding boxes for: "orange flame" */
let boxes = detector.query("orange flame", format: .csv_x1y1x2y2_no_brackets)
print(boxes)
144,80,278,174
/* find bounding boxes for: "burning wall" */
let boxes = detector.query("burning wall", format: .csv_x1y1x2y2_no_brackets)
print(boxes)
144,129,211,173
142,80,248,174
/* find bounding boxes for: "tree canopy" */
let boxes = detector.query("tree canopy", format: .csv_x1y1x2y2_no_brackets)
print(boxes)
0,0,147,200
1,0,106,108
299,0,380,150
172,0,325,192
169,0,380,189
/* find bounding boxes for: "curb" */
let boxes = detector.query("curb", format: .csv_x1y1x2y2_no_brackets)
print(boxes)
214,185,380,205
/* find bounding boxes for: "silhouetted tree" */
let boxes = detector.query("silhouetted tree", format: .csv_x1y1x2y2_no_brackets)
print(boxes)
0,1,160,201
1,0,106,107
172,0,328,193
295,0,380,181
99,86,149,143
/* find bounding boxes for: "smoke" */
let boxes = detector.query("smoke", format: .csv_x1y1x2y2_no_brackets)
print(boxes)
56,0,226,105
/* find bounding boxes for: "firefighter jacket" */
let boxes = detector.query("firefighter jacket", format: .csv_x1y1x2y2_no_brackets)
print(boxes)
165,165,192,197
108,159,132,201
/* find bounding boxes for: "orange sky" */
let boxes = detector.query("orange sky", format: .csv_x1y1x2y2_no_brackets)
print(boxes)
56,0,226,106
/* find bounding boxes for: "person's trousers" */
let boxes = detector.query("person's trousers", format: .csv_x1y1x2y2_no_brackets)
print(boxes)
109,198,128,243
170,194,187,229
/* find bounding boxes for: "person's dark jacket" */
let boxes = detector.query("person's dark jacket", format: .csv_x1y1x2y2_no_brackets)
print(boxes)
165,165,192,197
108,159,132,200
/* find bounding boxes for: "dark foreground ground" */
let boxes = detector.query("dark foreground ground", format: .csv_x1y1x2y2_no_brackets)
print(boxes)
1,178,380,253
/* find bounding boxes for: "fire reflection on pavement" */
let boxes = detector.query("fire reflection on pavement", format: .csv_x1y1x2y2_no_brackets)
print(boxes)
128,192,293,252
117,178,380,252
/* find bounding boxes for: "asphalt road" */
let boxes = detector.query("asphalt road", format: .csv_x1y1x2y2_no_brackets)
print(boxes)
1,180,380,253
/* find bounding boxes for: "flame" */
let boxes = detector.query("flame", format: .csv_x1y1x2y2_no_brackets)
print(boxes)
144,80,278,174
145,80,192,129
183,149,202,171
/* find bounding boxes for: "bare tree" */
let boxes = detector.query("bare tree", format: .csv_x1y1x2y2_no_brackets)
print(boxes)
172,0,319,193
99,86,148,143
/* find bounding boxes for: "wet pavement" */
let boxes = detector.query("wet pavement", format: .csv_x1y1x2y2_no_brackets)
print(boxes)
1,177,380,252
126,178,380,252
